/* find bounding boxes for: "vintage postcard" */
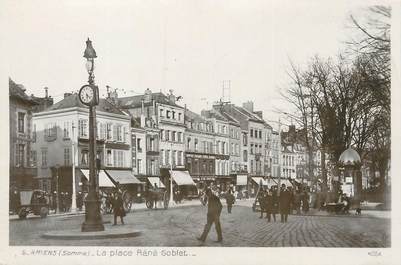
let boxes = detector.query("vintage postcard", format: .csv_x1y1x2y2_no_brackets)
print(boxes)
1,0,400,264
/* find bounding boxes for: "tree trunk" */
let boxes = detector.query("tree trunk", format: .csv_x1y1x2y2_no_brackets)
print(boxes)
321,148,328,192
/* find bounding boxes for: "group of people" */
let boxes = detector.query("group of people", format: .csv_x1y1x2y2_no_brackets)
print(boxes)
257,184,292,223
257,184,311,223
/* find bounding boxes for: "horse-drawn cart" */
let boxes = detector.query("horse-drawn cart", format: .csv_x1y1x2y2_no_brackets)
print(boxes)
143,188,169,209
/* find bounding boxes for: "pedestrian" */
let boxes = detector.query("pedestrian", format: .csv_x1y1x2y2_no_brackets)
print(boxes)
197,188,223,243
258,188,267,218
225,189,235,214
279,184,291,223
294,190,302,215
302,189,310,213
112,191,125,225
270,187,278,222
265,189,274,222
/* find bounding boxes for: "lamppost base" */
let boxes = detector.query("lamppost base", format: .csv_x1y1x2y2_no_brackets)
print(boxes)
81,197,104,232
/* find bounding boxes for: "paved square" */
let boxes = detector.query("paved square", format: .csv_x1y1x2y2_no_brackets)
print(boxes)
10,205,390,247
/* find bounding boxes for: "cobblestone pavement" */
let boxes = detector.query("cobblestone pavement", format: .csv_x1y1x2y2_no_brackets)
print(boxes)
10,205,390,247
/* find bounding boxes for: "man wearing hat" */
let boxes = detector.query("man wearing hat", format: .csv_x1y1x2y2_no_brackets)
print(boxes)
279,184,291,223
197,187,223,243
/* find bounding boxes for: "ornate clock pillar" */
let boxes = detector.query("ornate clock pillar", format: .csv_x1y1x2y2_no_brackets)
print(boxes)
79,38,104,232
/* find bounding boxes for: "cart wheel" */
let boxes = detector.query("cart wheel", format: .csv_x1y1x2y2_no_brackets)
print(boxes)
122,191,133,213
18,208,28,219
40,207,49,218
163,193,169,209
146,200,154,209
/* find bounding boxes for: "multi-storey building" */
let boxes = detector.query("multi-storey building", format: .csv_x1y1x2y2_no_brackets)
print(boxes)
32,94,133,204
9,79,39,200
201,109,232,189
184,109,216,188
117,89,186,187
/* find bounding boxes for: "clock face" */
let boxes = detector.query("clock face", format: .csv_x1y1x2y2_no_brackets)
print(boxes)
79,85,94,105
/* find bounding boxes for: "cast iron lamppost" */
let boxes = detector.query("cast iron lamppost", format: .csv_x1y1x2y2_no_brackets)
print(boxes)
80,38,104,232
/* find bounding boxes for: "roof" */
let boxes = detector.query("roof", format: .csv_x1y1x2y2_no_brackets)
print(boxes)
215,109,241,126
118,92,184,109
47,94,127,115
185,109,206,122
201,109,228,122
9,78,39,105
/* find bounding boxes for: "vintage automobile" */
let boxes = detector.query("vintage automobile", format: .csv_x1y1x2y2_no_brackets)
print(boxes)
17,190,50,219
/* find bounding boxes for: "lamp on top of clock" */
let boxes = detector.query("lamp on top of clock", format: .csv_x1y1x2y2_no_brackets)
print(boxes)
80,38,104,232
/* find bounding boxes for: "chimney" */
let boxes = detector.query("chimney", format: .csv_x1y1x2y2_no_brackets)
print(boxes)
242,101,254,112
168,89,176,103
144,88,152,103
44,87,49,98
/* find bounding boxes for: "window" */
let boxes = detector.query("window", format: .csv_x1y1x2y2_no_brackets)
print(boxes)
32,124,36,142
259,130,262,139
78,119,88,138
106,123,112,140
178,151,182,166
243,150,248,162
81,150,89,166
166,110,171,119
160,129,164,141
177,132,182,143
178,113,182,121
160,149,164,165
172,111,176,119
165,130,170,141
100,123,106,140
250,144,254,154
243,134,248,146
116,125,123,141
64,148,70,166
113,150,125,167
63,121,70,138
250,129,253,137
194,139,198,152
41,148,47,167
137,138,142,152
172,150,176,166
165,150,169,164
187,138,191,149
16,144,24,167
137,159,142,174
18,112,25,133
103,150,111,166
172,131,176,142
236,144,239,155
231,143,234,154
160,109,164,117
30,150,37,167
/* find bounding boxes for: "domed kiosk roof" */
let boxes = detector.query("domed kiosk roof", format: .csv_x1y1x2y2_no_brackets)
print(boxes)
339,147,361,166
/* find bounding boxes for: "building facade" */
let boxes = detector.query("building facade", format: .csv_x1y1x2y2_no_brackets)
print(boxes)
32,94,132,201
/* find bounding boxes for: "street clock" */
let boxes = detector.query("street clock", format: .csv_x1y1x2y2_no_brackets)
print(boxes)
79,84,99,106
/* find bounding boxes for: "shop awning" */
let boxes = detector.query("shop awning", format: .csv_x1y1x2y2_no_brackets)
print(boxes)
251,177,277,187
81,169,115,188
236,175,248,186
105,170,142,185
170,170,196,186
147,177,165,188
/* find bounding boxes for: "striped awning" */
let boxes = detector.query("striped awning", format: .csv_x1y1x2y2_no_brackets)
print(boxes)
80,169,115,187
170,170,195,186
236,175,248,186
105,170,142,185
147,177,166,188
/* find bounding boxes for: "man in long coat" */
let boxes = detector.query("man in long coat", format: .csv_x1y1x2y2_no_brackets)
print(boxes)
197,188,223,243
279,184,291,223
112,191,125,225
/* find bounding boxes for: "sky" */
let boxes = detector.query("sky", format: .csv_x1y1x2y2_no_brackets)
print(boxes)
1,0,390,126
